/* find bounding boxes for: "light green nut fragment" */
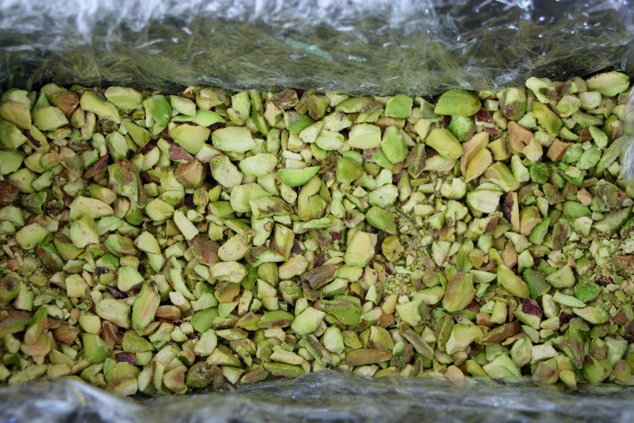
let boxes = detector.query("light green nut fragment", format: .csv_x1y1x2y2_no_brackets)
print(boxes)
210,261,247,283
96,298,131,329
194,329,218,356
173,210,199,241
385,94,413,118
14,223,49,250
368,184,398,208
278,166,320,187
104,86,143,110
497,265,530,298
82,334,111,364
170,95,197,116
442,272,475,312
348,124,381,149
381,126,408,164
445,323,484,354
0,121,28,151
212,126,255,153
0,99,32,130
426,128,463,160
320,296,361,326
337,156,363,183
132,284,160,330
315,130,344,151
81,91,121,123
143,94,171,128
483,354,522,382
545,265,575,288
230,183,272,213
291,307,326,335
145,198,175,222
171,124,211,155
573,306,610,324
65,274,87,298
366,206,397,234
525,77,556,104
532,102,562,136
117,266,144,292
211,155,243,188
586,71,630,97
239,153,278,176
123,120,152,148
344,231,376,267
69,196,114,220
466,189,502,214
434,89,481,116
32,106,68,131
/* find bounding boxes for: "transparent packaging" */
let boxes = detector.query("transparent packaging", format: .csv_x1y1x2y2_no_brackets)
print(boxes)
1,0,634,421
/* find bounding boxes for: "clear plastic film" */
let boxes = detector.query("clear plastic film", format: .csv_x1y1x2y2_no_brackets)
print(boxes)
2,0,634,420
2,371,634,423
0,0,633,96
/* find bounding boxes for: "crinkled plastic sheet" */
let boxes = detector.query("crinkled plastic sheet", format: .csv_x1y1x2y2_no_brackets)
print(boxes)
0,0,633,96
2,0,634,421
1,371,634,423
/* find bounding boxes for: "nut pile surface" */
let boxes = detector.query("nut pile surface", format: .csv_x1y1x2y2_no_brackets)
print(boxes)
0,73,633,395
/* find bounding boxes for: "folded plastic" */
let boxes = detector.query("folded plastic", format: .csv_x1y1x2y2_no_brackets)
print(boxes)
1,371,634,422
0,0,633,95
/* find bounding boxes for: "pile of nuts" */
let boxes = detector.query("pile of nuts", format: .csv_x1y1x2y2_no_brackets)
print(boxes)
0,71,633,395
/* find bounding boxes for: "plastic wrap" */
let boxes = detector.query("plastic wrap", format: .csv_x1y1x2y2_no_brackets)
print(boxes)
1,0,633,96
2,0,634,421
2,370,634,423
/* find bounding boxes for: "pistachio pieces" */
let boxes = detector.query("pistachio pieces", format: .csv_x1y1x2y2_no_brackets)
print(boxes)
0,73,633,394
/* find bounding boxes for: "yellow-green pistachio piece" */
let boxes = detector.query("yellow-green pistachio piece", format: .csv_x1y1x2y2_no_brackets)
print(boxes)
497,265,530,298
532,102,562,136
466,189,502,214
525,77,556,104
142,94,171,128
0,121,28,151
15,223,49,250
210,261,247,283
442,272,475,312
69,196,114,220
210,155,243,188
172,210,199,241
319,296,361,326
0,100,32,130
348,124,381,149
230,183,272,213
291,307,326,335
366,206,397,234
81,91,121,123
104,86,142,110
434,89,481,116
384,94,413,119
586,71,630,97
239,153,278,176
277,166,320,187
425,128,463,160
381,126,409,164
171,124,211,155
32,106,68,131
499,87,527,121
368,184,398,208
464,148,492,182
445,323,484,354
344,231,377,267
132,284,160,330
345,349,392,366
315,130,344,151
96,298,131,329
